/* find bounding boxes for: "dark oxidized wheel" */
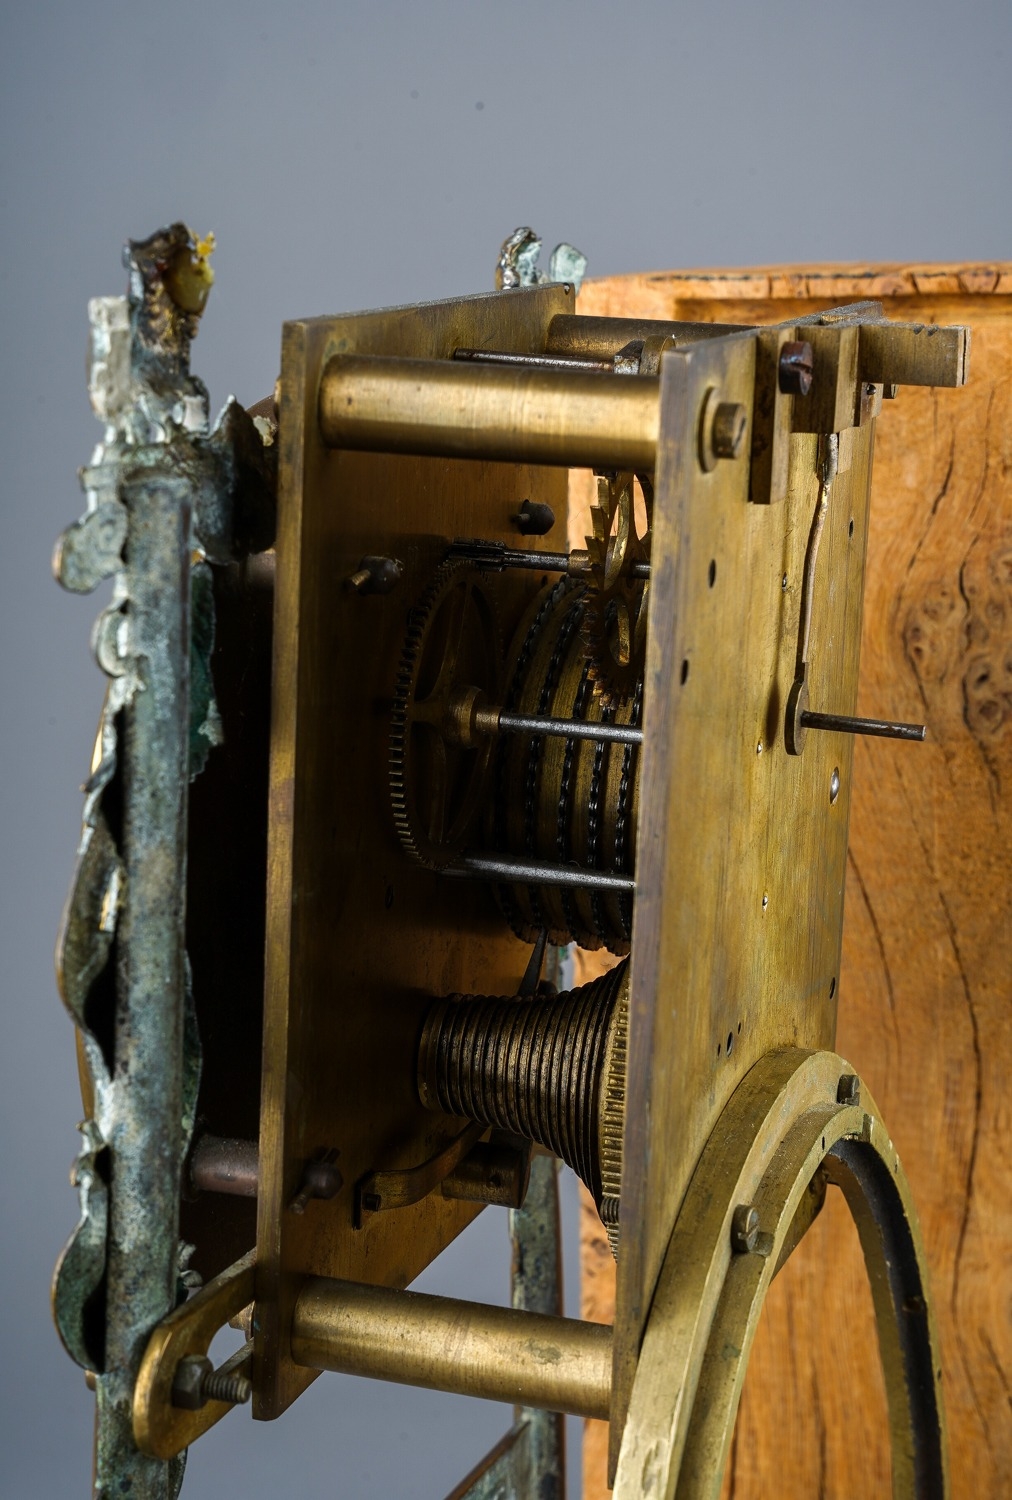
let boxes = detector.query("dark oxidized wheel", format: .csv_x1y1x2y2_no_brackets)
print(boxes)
389,560,502,869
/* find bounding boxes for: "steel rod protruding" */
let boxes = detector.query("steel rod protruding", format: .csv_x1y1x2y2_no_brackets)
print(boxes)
189,1135,260,1198
489,710,643,746
800,711,926,742
447,537,650,580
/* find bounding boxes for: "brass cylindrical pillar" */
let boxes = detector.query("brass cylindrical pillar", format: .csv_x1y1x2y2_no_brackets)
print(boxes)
318,354,659,471
291,1276,613,1421
545,313,749,360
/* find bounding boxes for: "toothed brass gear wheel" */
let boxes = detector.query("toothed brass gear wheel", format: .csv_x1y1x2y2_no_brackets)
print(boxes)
489,577,641,955
389,561,502,869
581,472,651,706
596,963,628,1254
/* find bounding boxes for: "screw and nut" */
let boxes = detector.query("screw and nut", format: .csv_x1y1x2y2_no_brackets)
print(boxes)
171,1353,252,1411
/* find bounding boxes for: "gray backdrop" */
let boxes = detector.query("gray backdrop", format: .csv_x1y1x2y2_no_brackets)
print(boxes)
1,2,1008,1496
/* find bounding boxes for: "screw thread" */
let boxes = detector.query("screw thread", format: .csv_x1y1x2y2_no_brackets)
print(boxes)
202,1369,252,1405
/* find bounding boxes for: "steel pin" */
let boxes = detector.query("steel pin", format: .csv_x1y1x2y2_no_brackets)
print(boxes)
799,710,926,742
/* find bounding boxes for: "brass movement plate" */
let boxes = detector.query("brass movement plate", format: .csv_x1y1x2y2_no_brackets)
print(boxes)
259,288,877,1442
612,331,873,1459
257,286,571,1417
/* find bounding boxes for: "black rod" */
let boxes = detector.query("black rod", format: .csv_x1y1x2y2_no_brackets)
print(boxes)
800,710,926,742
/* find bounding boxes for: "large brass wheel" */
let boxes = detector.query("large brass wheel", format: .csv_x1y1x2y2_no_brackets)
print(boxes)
614,1049,946,1500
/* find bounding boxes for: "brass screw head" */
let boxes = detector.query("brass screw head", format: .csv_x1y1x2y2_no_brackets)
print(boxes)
730,1203,761,1254
778,340,815,396
698,388,749,471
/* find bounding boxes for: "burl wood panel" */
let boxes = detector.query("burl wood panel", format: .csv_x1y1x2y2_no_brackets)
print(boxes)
573,264,1012,1497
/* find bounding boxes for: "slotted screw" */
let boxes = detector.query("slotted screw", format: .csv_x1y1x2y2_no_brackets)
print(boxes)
778,340,815,396
730,1203,761,1254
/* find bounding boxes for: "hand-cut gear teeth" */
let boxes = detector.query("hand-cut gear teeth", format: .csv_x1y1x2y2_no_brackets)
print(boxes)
389,559,500,870
597,965,629,1257
611,679,642,943
581,474,649,707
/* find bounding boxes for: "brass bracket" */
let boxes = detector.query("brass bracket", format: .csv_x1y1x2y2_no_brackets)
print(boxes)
354,1124,484,1225
133,1251,255,1461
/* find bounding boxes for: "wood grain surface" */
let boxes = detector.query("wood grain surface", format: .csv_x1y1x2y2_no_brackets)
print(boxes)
572,263,1012,1497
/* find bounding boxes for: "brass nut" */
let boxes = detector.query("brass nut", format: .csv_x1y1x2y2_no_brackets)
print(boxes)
837,1073,861,1106
730,1203,761,1254
170,1352,252,1410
